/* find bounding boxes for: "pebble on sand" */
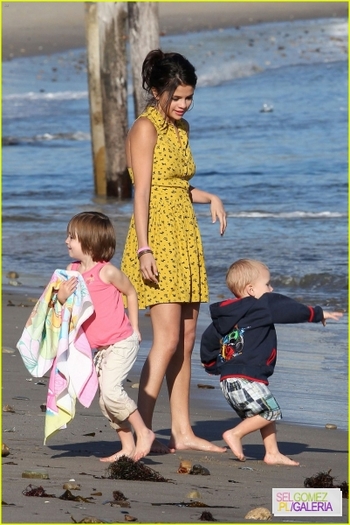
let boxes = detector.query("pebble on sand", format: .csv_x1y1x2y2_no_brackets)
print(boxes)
2,443,10,457
245,507,272,520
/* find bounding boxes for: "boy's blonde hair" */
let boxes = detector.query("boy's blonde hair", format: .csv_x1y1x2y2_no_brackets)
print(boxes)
226,259,269,298
67,211,116,262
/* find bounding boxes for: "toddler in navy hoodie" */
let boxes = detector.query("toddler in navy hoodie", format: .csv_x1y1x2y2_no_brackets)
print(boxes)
200,258,342,465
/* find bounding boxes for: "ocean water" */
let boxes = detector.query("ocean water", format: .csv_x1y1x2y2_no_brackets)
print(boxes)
2,17,348,430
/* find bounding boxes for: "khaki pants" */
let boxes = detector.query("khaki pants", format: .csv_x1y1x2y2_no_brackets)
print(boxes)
95,332,139,430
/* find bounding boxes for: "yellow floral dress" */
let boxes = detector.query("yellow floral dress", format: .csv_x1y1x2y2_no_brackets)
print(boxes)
121,106,209,309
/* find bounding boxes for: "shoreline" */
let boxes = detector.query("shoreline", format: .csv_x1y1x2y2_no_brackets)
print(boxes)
2,2,348,60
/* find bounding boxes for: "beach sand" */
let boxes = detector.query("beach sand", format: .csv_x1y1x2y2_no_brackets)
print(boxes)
2,1,349,523
2,1,348,60
2,289,348,523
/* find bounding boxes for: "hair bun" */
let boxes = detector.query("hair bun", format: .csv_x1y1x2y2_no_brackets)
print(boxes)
142,49,165,90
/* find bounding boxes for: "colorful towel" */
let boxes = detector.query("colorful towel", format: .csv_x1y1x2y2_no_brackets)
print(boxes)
17,269,98,444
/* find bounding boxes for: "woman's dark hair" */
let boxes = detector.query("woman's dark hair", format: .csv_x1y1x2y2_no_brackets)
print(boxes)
142,49,197,110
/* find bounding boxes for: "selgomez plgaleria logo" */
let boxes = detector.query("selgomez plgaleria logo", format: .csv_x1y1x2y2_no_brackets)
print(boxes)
272,488,342,517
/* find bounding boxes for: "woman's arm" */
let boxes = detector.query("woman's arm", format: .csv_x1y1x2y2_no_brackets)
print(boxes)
127,118,159,283
190,186,227,236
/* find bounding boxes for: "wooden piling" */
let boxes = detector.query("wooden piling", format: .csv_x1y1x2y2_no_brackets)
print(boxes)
85,2,106,196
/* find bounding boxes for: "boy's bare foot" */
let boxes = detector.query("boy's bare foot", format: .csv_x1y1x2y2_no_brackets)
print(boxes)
223,429,246,461
100,448,134,463
264,452,299,466
133,429,155,462
169,434,227,453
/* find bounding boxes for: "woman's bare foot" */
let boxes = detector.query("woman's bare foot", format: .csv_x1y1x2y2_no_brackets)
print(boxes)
169,433,227,453
133,429,156,461
150,438,174,454
223,429,246,461
264,452,299,466
99,448,134,463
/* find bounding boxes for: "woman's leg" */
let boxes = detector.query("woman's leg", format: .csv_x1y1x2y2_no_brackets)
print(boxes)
138,302,225,453
166,303,226,453
137,303,182,452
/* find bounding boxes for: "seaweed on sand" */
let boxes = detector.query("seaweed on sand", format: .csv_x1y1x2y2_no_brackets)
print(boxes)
304,469,348,498
22,485,55,498
199,511,217,521
107,455,170,482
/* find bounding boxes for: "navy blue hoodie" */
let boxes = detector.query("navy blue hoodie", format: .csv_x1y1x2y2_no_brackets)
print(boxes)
200,292,324,384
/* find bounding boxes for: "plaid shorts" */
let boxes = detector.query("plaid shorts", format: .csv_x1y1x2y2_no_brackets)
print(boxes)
221,377,282,421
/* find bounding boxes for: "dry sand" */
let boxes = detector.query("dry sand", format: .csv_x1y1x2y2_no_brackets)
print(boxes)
2,1,348,60
2,289,348,523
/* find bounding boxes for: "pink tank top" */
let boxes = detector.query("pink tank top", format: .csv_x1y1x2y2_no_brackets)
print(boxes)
71,261,133,348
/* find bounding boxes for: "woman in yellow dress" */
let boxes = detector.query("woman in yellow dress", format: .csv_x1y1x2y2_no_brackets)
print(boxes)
121,49,227,453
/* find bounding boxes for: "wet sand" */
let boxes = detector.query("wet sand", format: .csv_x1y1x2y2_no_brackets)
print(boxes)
2,289,348,523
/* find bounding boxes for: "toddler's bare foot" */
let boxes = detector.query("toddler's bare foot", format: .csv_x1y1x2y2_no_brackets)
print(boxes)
169,434,227,453
100,448,134,463
223,429,246,461
264,452,299,466
133,429,155,462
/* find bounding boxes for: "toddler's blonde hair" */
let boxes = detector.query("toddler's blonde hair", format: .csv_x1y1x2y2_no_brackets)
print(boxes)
226,259,269,298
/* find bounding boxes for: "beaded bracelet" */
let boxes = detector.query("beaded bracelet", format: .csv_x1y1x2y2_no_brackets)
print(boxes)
137,246,151,254
137,249,153,259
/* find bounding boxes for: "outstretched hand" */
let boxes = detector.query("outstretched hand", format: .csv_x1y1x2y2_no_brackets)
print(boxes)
322,311,343,326
210,195,227,236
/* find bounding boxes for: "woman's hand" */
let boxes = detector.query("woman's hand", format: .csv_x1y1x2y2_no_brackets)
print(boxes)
57,277,77,304
210,195,227,236
190,186,227,236
139,252,159,284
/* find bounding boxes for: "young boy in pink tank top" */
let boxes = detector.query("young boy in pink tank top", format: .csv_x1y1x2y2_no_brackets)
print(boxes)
57,211,154,462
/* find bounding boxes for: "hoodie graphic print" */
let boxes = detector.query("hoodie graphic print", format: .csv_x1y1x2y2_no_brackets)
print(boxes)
200,293,324,384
